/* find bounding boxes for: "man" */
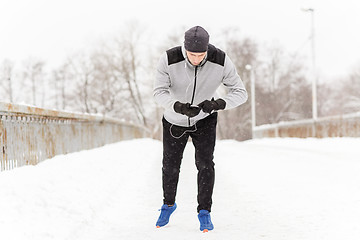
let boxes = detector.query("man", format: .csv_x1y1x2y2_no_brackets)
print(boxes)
153,26,248,232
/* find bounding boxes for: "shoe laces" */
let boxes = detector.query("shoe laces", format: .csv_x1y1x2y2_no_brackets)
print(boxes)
158,205,168,211
199,211,211,224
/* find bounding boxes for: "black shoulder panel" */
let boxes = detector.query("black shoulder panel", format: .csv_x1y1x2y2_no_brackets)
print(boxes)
206,44,226,66
166,46,185,65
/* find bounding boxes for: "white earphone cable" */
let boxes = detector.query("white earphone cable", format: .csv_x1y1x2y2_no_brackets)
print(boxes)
169,61,201,139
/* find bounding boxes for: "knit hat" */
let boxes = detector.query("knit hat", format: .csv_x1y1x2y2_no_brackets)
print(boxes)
184,26,209,53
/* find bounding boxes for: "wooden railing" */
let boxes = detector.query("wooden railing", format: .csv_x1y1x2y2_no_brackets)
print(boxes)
0,102,149,171
253,112,360,138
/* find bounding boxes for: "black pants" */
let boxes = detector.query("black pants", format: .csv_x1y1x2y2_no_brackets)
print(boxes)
162,112,217,212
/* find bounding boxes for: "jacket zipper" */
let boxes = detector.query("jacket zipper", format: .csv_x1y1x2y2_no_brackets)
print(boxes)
188,66,198,126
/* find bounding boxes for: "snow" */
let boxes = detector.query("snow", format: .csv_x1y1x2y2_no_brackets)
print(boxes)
1,137,360,239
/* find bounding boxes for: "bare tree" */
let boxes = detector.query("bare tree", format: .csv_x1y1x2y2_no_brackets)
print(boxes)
88,49,127,117
317,66,360,117
22,58,45,106
68,53,96,114
0,59,14,102
53,21,151,126
97,21,148,125
317,80,342,117
218,29,259,140
255,44,311,126
343,66,360,112
52,61,75,110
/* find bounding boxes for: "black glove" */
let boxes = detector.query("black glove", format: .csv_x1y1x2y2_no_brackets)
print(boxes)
174,101,201,118
198,98,226,113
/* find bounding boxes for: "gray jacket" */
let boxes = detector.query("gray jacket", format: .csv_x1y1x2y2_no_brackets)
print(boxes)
154,44,248,127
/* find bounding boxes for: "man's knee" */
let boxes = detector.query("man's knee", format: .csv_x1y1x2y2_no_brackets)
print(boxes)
195,158,215,171
162,165,181,175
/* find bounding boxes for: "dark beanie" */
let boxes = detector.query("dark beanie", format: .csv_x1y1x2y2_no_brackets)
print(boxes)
184,26,209,53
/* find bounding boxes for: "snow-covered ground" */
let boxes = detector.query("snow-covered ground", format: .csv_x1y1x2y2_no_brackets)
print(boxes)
1,137,360,240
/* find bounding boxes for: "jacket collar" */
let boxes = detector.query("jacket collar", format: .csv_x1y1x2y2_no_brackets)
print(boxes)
181,45,207,68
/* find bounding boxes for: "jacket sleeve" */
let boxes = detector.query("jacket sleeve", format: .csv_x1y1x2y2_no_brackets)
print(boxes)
221,55,248,110
153,53,176,111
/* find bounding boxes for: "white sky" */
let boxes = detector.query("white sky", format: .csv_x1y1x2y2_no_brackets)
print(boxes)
1,0,360,80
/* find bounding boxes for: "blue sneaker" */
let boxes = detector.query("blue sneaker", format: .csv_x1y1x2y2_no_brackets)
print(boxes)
198,210,214,232
156,203,177,228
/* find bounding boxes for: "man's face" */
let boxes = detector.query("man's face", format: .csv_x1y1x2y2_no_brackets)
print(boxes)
186,51,207,66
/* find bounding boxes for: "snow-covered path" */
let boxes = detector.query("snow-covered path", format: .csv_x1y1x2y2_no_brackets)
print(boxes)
1,138,360,240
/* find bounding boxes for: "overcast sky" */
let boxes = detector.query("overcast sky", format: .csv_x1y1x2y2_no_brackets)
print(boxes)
1,0,360,81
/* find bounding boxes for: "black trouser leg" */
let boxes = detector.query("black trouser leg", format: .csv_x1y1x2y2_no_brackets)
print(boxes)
162,117,190,206
190,113,218,213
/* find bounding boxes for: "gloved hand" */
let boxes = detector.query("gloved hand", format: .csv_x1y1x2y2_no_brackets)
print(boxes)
174,101,201,118
198,98,226,113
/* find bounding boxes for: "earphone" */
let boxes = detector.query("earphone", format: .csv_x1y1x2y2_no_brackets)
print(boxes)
169,61,200,139
169,121,198,139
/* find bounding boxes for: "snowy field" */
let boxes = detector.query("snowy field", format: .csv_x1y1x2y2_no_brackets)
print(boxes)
1,137,360,240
